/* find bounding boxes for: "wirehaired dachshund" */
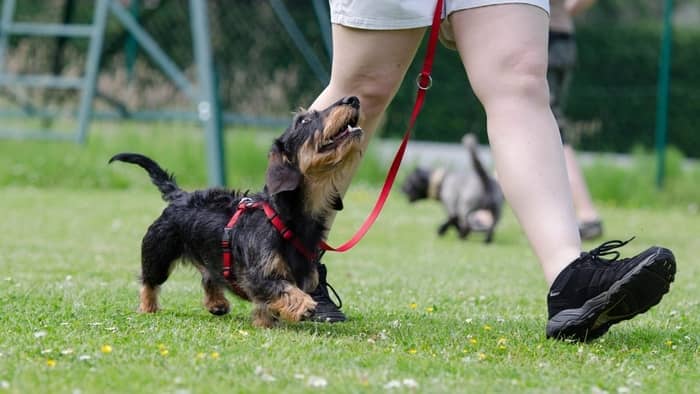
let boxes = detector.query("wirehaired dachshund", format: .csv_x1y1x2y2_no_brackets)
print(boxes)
110,96,364,327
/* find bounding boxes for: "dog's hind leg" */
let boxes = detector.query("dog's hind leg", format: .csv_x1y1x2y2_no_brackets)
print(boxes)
197,266,230,316
139,216,183,313
437,216,458,236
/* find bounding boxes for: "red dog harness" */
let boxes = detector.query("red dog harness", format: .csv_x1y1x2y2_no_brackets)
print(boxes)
221,198,320,295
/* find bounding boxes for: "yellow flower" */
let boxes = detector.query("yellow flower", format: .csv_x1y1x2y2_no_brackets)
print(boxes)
483,325,492,331
407,348,417,355
478,353,487,361
159,349,169,356
409,303,417,309
425,306,434,313
497,337,507,346
46,359,57,367
210,352,220,359
665,340,673,347
195,352,206,360
469,338,478,345
100,345,112,354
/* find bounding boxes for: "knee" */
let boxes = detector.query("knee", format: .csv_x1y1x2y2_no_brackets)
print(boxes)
329,71,402,123
471,48,549,108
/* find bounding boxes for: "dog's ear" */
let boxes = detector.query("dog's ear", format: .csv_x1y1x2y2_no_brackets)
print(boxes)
266,141,301,195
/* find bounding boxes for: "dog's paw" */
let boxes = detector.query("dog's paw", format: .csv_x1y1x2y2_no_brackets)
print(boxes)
137,303,159,313
252,304,278,328
207,303,230,316
139,286,160,313
270,287,317,322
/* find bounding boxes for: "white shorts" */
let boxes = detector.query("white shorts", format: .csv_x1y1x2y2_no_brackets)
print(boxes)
330,0,550,48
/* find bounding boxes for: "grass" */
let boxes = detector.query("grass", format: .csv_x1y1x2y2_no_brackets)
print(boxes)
1,185,699,393
1,123,699,393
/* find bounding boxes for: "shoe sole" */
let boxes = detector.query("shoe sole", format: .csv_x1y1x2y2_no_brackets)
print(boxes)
546,247,676,342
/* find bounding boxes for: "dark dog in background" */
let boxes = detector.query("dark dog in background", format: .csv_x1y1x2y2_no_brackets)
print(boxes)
109,96,364,328
401,134,504,243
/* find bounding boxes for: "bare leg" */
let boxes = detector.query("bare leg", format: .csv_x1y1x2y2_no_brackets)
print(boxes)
451,4,580,284
563,144,600,222
309,25,426,230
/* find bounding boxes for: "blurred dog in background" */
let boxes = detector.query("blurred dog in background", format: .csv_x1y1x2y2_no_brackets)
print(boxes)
401,134,504,243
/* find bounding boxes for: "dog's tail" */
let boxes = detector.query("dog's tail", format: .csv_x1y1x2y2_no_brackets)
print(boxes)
462,134,494,193
109,153,184,201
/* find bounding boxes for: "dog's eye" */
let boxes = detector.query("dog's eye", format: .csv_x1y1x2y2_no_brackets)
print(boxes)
300,117,311,125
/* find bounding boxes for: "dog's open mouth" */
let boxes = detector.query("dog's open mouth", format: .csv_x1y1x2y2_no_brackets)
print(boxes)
319,119,362,153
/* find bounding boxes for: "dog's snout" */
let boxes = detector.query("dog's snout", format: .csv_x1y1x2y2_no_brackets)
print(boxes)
342,96,360,108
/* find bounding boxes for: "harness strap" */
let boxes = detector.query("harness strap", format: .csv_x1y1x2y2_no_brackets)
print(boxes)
222,199,318,284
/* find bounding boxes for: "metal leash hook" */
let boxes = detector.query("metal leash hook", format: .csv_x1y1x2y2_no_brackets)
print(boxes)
416,71,433,90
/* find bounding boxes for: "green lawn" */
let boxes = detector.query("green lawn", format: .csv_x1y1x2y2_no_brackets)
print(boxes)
1,184,698,393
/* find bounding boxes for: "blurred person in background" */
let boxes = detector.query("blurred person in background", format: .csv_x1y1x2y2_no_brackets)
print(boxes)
550,0,603,241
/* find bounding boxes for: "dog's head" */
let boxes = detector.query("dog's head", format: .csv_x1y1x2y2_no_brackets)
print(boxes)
265,96,364,216
401,167,432,202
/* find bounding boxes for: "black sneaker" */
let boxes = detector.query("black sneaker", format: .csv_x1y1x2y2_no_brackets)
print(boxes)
308,263,346,323
579,220,603,241
546,238,676,341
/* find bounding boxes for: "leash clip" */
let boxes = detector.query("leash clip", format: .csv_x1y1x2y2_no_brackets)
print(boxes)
238,197,254,208
416,72,433,90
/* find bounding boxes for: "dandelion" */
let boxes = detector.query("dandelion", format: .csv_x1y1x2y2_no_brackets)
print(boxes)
160,348,169,356
497,337,507,350
210,352,220,359
100,345,112,354
407,348,417,355
425,306,434,313
478,353,487,361
409,302,417,309
665,340,673,347
483,325,492,331
46,359,57,368
469,338,478,345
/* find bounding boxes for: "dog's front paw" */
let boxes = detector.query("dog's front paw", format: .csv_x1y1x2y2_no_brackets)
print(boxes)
204,290,231,316
252,303,278,328
269,287,317,323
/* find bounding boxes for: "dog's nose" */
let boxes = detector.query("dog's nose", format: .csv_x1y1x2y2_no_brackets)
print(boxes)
342,96,360,108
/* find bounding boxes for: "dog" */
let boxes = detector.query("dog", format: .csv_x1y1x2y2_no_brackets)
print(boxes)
109,96,364,328
401,134,503,243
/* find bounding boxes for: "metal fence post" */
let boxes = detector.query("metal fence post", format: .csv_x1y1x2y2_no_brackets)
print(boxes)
190,0,226,187
655,0,673,189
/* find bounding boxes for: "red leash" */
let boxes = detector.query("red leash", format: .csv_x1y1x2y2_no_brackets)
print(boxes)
320,0,443,253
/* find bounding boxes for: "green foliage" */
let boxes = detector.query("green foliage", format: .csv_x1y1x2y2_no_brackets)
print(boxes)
585,146,700,209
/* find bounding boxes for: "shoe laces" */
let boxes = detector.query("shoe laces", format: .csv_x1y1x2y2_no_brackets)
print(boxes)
584,237,635,264
313,258,343,309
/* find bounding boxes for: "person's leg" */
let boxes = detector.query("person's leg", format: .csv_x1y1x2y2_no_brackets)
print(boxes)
450,4,580,284
307,25,426,322
450,4,675,341
310,25,425,205
563,144,600,224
